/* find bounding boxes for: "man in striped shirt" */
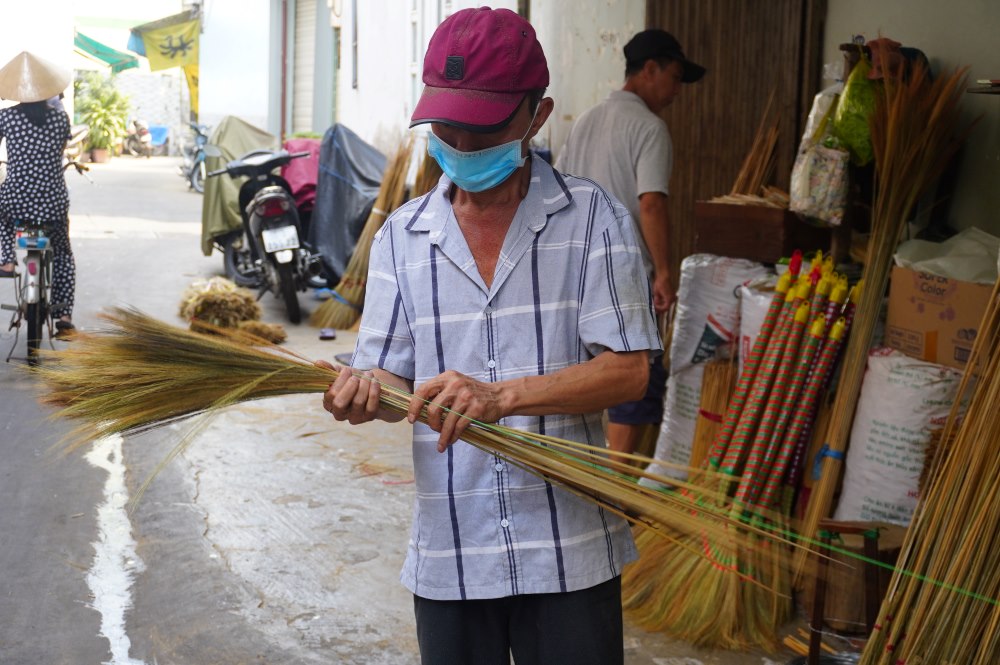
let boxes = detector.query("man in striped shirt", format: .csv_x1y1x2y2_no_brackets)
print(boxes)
323,7,661,664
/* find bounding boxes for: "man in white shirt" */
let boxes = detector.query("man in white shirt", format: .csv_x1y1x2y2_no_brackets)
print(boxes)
557,29,705,458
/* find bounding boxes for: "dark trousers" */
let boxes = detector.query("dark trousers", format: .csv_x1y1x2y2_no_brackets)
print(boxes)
413,576,623,665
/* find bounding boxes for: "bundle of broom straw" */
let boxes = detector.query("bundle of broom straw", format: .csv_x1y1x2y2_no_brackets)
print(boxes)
35,307,816,569
859,275,1000,664
687,358,737,469
793,45,974,584
310,137,415,330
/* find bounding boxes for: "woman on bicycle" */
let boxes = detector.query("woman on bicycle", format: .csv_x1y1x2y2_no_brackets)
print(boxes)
0,51,75,335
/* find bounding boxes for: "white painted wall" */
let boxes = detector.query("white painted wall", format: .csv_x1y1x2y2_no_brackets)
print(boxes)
200,0,272,131
334,0,516,154
531,0,644,156
823,0,1000,236
331,0,644,157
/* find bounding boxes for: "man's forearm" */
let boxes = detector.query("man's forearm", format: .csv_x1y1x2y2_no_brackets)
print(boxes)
498,350,650,418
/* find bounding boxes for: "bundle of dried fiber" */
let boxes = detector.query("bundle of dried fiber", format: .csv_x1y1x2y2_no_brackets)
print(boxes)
860,275,1000,665
236,320,287,345
310,137,414,330
688,358,738,468
412,148,443,200
35,308,813,576
179,276,261,330
794,46,974,584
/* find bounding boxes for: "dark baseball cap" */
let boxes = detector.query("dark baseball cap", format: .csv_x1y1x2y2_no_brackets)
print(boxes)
624,29,706,83
410,7,549,133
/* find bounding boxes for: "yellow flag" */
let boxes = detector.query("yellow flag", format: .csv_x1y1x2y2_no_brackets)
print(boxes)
141,19,199,71
183,63,199,117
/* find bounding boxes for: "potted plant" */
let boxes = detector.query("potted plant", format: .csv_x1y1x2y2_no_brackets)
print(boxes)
74,73,130,163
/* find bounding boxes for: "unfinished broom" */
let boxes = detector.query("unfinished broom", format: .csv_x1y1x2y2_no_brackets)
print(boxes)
793,47,974,584
35,307,819,568
310,137,414,329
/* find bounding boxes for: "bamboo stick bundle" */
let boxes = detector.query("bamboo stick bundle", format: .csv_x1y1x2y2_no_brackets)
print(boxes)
730,89,780,196
859,276,1000,664
310,137,414,329
793,49,973,584
34,308,814,567
687,358,738,469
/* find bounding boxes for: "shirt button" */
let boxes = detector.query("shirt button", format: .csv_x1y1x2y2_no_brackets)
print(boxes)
500,519,509,528
487,359,496,369
494,462,504,471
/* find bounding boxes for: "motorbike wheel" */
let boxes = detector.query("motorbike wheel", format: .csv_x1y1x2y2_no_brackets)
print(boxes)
222,233,262,288
276,262,301,324
25,301,46,366
191,161,205,194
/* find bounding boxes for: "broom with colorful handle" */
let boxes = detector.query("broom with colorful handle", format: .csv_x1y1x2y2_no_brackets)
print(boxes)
705,268,795,467
716,276,811,481
762,318,847,515
738,312,825,513
731,301,813,511
783,278,852,503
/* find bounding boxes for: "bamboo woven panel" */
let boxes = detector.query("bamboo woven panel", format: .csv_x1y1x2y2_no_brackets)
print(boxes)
645,0,825,277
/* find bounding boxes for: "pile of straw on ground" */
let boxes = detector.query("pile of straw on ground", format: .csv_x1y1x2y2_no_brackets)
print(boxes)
179,276,286,344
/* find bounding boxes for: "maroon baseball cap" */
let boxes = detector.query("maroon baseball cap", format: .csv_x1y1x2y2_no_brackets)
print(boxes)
410,7,549,133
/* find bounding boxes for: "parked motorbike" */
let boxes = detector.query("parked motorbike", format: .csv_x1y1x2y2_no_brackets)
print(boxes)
207,149,322,324
179,122,211,193
123,119,152,158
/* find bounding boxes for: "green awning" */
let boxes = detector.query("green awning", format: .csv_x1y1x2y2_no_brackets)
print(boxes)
74,31,139,73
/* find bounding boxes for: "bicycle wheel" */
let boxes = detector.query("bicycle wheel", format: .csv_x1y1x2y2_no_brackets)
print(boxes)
25,301,47,366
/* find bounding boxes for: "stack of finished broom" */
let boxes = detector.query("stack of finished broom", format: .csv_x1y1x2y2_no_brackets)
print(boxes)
622,251,857,651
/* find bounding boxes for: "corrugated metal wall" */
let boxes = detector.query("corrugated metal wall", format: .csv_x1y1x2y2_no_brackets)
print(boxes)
646,0,825,275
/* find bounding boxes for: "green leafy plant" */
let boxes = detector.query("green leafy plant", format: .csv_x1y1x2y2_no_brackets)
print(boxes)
74,72,131,151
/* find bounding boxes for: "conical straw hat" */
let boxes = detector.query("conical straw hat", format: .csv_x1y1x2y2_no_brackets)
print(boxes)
0,51,71,103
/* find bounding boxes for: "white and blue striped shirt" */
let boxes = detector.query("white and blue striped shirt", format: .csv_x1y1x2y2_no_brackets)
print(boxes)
352,156,661,601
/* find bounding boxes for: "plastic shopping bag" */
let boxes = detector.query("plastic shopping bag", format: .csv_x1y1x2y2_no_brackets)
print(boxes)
789,142,849,226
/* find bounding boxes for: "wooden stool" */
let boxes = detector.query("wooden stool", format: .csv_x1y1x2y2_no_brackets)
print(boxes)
807,519,886,665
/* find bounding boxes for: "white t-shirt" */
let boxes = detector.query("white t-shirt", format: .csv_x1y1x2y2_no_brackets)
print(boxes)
556,90,672,275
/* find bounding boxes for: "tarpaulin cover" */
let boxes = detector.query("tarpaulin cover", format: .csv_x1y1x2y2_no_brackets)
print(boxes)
311,124,386,283
200,116,279,256
280,138,321,213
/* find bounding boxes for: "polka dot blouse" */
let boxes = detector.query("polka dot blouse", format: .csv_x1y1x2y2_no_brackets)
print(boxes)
0,104,70,222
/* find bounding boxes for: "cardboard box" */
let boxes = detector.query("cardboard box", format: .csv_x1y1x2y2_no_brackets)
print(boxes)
884,265,994,369
693,201,833,264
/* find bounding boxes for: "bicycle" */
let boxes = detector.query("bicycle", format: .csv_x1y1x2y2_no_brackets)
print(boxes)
2,160,92,365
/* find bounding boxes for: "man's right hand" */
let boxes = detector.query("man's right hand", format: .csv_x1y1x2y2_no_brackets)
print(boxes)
320,360,382,425
652,270,675,315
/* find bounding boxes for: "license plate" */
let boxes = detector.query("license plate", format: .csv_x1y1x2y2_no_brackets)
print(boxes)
261,225,299,252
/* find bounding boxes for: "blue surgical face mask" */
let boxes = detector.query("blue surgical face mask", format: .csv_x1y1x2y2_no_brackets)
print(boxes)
426,106,538,193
